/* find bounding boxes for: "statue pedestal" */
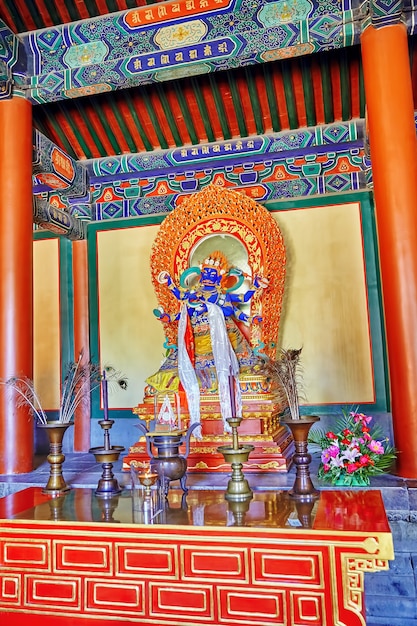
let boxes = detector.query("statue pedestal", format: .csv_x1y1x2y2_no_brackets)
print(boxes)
123,379,294,473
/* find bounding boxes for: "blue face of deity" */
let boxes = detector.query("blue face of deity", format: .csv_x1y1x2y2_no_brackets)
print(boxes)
200,266,221,287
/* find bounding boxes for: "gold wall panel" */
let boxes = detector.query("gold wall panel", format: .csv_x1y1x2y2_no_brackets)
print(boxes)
34,238,61,409
96,225,165,408
274,202,374,404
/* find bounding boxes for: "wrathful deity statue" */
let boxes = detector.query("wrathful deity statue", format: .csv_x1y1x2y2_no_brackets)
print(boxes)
146,251,269,434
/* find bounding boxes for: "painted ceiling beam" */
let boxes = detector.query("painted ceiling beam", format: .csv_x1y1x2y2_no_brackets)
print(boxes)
0,20,23,99
33,129,89,198
11,0,368,105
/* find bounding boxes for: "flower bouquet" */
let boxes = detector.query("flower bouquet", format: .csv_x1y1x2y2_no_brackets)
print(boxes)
309,409,397,486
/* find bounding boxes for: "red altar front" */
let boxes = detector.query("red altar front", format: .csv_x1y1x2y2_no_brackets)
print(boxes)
0,487,393,626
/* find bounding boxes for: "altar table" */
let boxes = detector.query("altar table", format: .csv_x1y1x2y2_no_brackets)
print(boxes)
0,487,393,626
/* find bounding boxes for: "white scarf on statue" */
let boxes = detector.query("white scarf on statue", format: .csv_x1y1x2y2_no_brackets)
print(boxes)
177,302,242,437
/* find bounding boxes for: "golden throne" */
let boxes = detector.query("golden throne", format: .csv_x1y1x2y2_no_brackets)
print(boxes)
123,184,294,472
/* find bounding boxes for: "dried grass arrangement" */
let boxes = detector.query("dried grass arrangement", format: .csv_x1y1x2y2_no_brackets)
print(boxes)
2,352,127,424
263,347,305,420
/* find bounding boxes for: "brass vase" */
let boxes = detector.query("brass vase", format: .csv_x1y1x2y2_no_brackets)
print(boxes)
38,421,73,496
282,415,320,500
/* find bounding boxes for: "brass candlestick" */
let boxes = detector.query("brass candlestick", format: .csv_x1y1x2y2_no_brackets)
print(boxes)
217,417,254,502
138,471,159,498
89,419,125,497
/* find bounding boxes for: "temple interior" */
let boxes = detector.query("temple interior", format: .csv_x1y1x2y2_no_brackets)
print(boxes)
0,0,417,625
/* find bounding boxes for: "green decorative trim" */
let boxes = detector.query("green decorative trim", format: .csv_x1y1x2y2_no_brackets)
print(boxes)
87,215,165,418
59,238,74,372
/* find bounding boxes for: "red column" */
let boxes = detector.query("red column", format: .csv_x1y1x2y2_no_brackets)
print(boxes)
361,24,417,477
72,240,91,451
0,96,34,474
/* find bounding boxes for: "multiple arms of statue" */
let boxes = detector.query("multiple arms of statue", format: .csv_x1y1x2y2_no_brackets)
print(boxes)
154,269,268,325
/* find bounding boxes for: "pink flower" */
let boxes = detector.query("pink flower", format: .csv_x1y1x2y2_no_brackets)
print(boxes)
328,444,340,458
368,440,385,454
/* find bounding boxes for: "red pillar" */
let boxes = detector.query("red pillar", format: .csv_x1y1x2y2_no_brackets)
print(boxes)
361,24,417,477
0,96,34,474
73,240,91,451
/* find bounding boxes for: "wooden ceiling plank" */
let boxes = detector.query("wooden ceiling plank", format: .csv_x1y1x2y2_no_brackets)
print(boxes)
94,0,115,14
320,55,334,124
228,73,248,137
300,58,317,128
75,103,107,157
262,64,281,132
59,105,94,159
208,74,232,140
216,73,240,138
190,77,216,143
235,72,257,136
116,96,148,152
108,98,139,153
178,81,208,144
61,0,83,22
244,67,264,135
124,92,155,151
34,108,77,158
130,90,165,149
254,70,273,134
12,0,45,31
82,104,119,156
99,102,128,153
142,89,171,149
173,82,200,145
281,62,299,129
330,55,342,121
53,107,86,158
289,59,307,128
271,64,290,130
1,0,27,32
155,85,184,147
310,57,325,125
359,59,366,118
105,0,120,12
80,0,101,18
339,50,351,121
38,0,68,25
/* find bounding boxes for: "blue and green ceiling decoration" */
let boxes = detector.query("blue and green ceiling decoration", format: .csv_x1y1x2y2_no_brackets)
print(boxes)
0,0,417,237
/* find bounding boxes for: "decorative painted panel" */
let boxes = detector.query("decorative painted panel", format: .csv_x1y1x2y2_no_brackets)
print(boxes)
21,0,364,104
0,487,394,626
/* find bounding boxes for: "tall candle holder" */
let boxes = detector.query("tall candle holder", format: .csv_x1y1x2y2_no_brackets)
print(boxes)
217,416,254,501
89,372,125,497
89,419,125,497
